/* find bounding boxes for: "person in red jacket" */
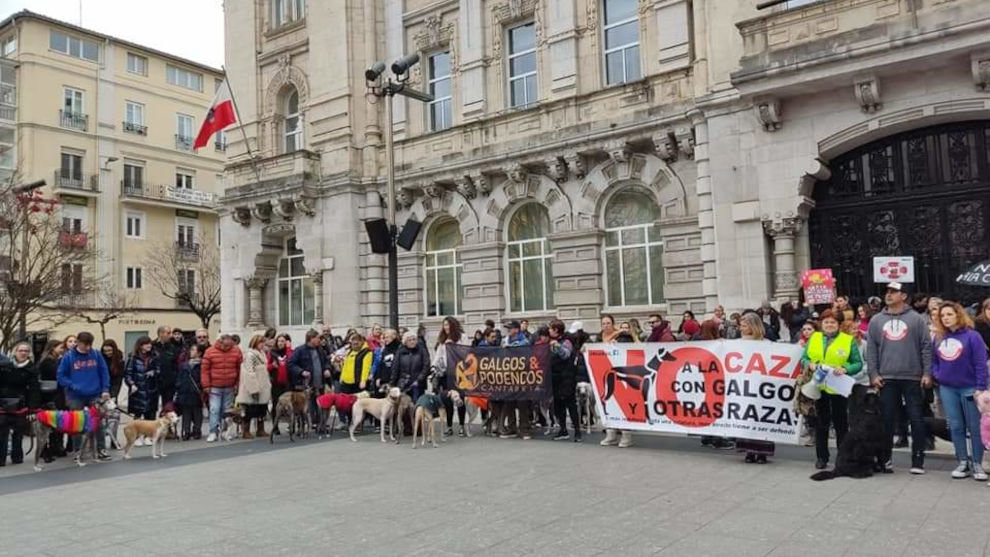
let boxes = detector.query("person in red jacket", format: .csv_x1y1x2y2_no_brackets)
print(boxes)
201,334,243,443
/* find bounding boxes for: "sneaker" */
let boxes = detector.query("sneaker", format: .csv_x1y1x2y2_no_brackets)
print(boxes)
133,438,144,447
445,428,454,437
574,434,583,443
499,433,514,439
206,433,217,443
521,435,532,440
815,459,828,470
553,431,570,441
951,462,970,479
910,466,926,475
893,436,909,448
458,427,466,438
97,451,112,462
973,465,988,481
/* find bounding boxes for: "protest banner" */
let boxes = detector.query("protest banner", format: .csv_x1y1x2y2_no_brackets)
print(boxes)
445,343,551,400
800,268,836,305
583,341,804,444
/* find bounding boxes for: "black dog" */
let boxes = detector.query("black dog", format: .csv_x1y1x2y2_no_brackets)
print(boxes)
811,392,890,481
601,349,676,421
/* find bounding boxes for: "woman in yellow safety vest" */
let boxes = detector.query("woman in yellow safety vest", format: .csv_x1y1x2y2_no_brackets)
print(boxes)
801,309,863,471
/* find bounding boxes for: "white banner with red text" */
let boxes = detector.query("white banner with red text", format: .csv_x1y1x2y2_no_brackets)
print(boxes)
583,341,804,444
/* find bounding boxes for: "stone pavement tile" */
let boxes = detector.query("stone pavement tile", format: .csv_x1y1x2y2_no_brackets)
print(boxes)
846,524,915,556
812,503,879,532
767,540,853,557
697,509,806,544
656,532,776,557
606,528,690,557
900,532,988,557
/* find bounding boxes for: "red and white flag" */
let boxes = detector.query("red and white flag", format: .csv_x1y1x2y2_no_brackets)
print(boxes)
193,78,237,150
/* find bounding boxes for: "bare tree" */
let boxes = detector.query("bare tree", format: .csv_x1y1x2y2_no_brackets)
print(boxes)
0,180,97,351
71,283,137,342
143,234,221,328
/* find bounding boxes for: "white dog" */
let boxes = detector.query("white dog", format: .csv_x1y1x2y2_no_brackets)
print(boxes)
576,382,597,434
350,387,401,442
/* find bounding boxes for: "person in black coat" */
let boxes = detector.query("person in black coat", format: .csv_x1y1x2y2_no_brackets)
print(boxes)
548,320,581,442
375,331,401,394
174,344,204,440
0,342,41,466
152,327,182,415
389,332,430,398
125,336,161,421
36,341,66,461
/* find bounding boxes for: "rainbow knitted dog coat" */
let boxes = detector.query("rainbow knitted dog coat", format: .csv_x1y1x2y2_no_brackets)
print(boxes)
36,408,100,434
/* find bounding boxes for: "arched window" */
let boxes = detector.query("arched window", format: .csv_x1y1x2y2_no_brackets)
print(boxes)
506,203,554,312
604,189,663,307
283,89,302,152
424,218,462,316
277,237,314,326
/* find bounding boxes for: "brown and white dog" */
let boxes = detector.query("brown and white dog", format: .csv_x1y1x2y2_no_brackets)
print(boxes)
412,390,461,448
576,382,596,434
123,411,179,460
271,388,311,443
387,392,415,444
349,387,400,443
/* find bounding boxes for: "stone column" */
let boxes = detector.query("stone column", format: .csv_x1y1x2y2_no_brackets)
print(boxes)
245,277,268,329
311,272,324,327
763,217,803,302
692,112,718,312
550,230,605,324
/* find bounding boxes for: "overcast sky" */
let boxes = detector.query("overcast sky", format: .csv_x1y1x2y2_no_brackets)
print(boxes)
0,0,225,68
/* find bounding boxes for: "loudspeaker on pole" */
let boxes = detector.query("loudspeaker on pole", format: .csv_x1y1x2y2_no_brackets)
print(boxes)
396,218,422,250
364,218,391,254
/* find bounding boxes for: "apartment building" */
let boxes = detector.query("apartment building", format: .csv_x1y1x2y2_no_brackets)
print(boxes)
0,10,225,348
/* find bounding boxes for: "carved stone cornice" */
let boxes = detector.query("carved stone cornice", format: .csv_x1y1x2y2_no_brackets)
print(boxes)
674,127,695,159
396,187,416,209
546,157,567,183
423,182,445,199
653,131,677,162
762,215,803,238
244,277,268,290
854,76,882,113
294,196,315,216
251,201,272,223
455,176,477,199
507,163,528,184
756,98,782,132
605,140,631,163
491,0,538,23
563,154,586,179
271,198,295,220
232,206,252,226
470,173,492,196
413,13,455,51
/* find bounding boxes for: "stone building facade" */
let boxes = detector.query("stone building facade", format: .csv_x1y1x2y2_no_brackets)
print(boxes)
220,0,990,341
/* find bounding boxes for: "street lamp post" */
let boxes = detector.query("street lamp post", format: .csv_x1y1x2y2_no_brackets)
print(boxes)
365,54,433,330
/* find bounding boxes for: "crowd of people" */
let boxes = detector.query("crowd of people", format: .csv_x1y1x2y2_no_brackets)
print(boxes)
0,281,988,482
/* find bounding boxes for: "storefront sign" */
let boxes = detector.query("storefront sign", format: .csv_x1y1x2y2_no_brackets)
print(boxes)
800,268,836,305
873,256,915,283
583,342,804,444
446,344,551,401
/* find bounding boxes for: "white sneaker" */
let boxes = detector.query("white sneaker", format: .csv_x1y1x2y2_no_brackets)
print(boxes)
972,464,988,481
600,429,619,446
951,461,970,479
206,433,217,443
618,431,634,448
133,438,145,447
910,466,926,475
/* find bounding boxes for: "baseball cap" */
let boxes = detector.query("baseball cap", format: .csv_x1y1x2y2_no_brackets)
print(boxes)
505,320,521,329
886,281,905,292
567,321,584,334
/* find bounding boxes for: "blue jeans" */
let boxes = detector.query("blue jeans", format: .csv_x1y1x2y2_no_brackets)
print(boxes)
208,387,235,435
939,385,984,466
67,397,106,452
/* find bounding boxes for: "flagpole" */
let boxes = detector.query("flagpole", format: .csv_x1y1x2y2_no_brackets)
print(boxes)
221,66,264,187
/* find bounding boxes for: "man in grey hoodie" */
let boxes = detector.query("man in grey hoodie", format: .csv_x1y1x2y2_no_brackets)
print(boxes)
867,282,933,474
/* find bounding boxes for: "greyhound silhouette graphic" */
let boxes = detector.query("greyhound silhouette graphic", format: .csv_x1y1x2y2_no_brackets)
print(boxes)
601,348,677,421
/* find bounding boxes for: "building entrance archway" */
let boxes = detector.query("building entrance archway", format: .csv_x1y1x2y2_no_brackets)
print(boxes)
809,120,990,304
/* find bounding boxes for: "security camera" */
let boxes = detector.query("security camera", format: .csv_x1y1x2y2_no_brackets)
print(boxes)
365,61,386,82
391,53,420,76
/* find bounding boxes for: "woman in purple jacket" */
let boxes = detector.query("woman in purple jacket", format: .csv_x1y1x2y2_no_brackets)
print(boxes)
932,301,989,481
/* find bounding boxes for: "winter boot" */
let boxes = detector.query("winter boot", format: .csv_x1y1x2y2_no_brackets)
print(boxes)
241,424,254,440
255,418,267,438
618,430,634,448
600,429,619,446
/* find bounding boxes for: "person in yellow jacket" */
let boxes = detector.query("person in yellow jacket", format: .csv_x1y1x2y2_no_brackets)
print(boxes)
339,332,373,395
801,309,863,471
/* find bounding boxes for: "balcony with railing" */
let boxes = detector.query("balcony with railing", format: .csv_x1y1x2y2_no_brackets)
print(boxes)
59,110,88,131
175,134,193,151
175,241,200,261
53,170,99,195
58,230,88,249
56,292,95,308
121,180,216,210
0,83,14,122
123,121,147,135
733,0,989,86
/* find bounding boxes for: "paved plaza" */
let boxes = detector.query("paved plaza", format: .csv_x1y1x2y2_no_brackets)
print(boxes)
1,431,989,557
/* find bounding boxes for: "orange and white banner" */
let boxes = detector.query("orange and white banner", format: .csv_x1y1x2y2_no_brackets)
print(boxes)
583,341,805,444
